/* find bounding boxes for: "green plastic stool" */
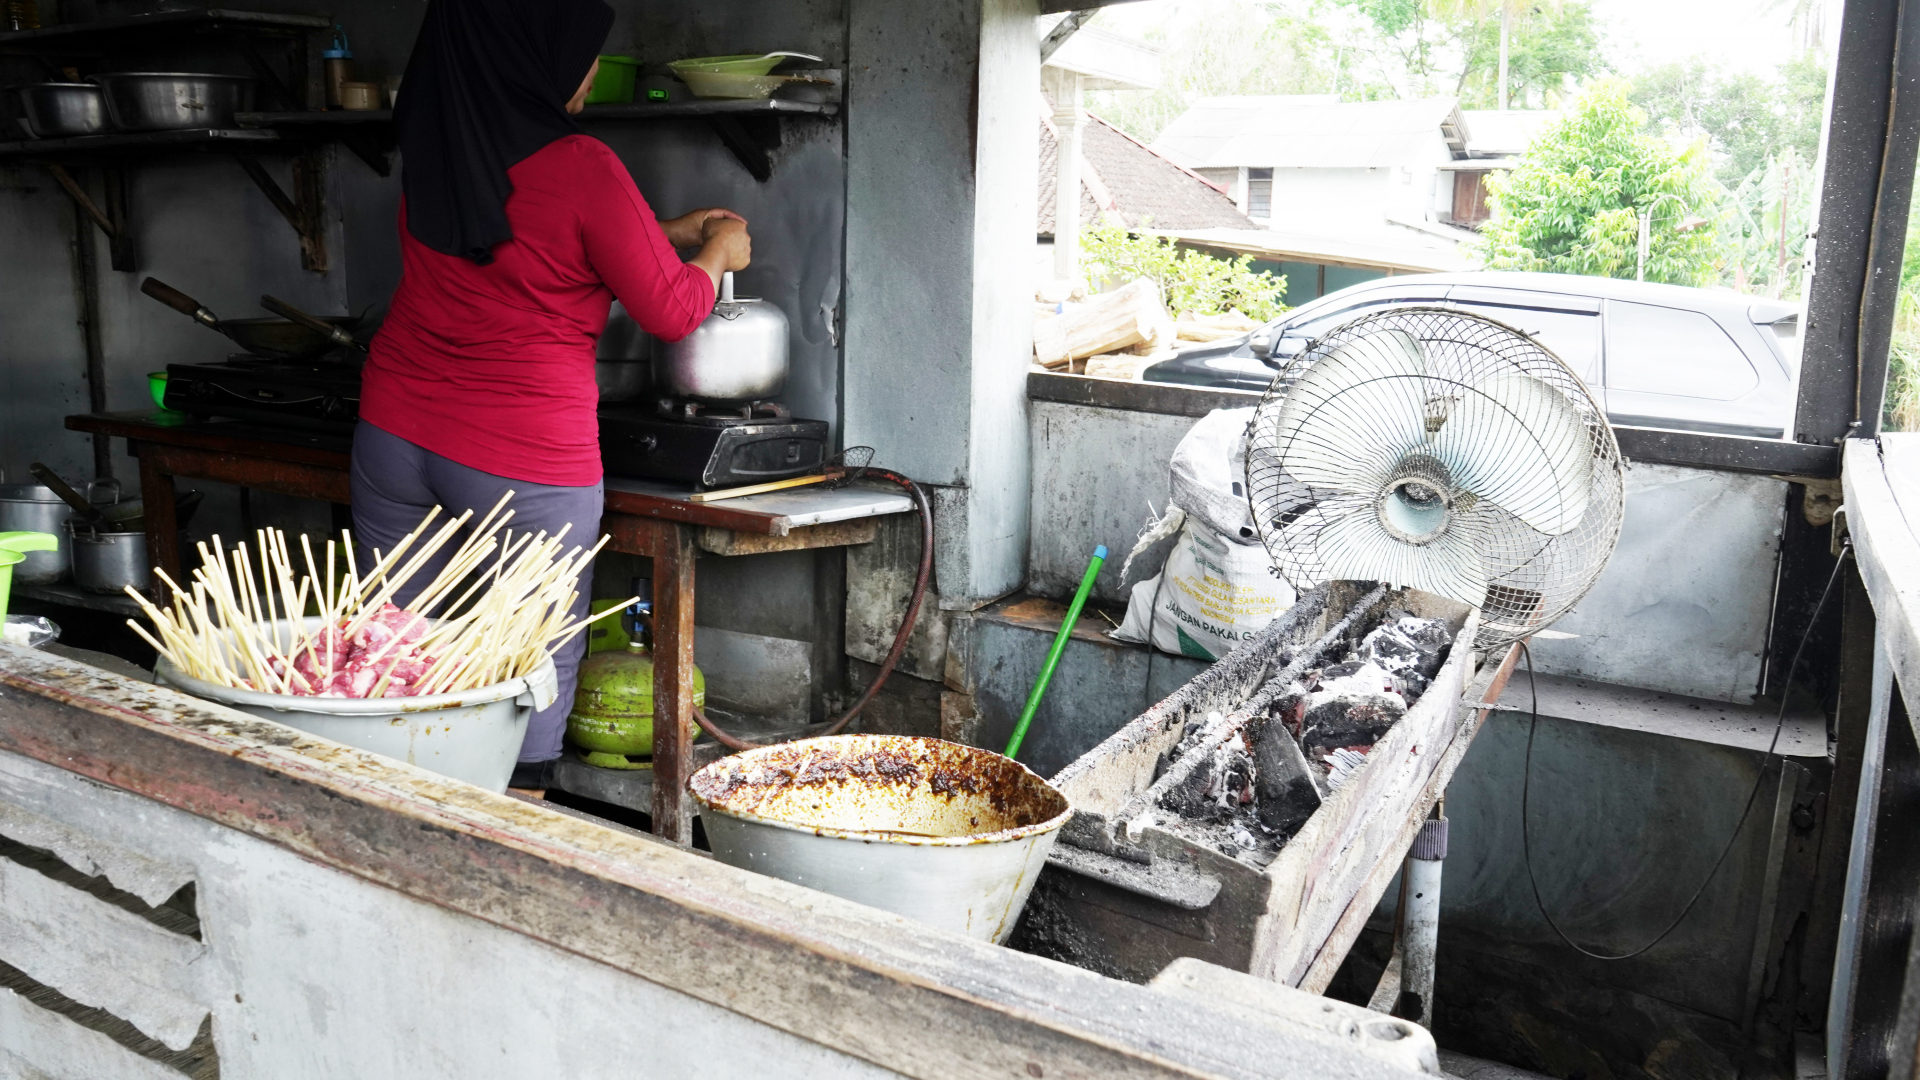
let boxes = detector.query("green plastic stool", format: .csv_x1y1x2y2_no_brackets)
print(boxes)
0,532,59,619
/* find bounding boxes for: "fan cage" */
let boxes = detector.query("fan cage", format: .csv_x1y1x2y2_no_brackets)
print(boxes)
1245,306,1625,651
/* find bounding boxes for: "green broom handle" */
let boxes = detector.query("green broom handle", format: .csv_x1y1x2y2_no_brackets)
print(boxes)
1004,545,1106,761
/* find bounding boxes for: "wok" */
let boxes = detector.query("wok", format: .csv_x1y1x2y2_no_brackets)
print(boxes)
142,277,360,362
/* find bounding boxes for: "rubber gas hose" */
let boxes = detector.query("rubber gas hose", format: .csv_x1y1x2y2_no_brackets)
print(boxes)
688,467,933,751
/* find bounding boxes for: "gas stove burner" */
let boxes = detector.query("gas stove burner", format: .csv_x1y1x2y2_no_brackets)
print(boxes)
601,403,828,488
657,397,793,427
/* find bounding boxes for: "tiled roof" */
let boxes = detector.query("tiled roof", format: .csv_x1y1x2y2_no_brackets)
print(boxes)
1038,110,1256,236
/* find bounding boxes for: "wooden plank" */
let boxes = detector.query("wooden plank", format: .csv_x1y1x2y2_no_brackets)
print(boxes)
0,646,1426,1080
1287,641,1524,994
138,444,350,505
65,413,351,471
687,474,829,503
1252,614,1477,988
649,520,698,845
0,991,187,1080
0,857,207,1050
1842,437,1920,718
697,518,877,556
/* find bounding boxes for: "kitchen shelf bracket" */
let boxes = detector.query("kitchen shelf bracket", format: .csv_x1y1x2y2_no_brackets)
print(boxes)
233,149,327,272
45,163,134,272
705,114,782,183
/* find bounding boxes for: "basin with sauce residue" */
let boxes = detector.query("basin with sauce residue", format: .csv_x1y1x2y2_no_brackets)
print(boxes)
689,735,1072,942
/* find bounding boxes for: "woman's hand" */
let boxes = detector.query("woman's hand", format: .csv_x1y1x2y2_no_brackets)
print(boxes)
659,208,746,248
690,217,752,294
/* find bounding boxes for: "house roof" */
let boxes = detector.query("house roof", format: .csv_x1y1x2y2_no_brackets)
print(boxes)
1158,223,1474,275
1041,23,1161,91
1460,109,1560,157
1038,108,1257,236
1151,96,1472,170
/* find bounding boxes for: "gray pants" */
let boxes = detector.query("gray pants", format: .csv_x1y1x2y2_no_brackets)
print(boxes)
349,421,601,764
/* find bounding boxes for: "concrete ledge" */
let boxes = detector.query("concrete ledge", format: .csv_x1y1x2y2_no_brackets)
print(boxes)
1028,370,1262,417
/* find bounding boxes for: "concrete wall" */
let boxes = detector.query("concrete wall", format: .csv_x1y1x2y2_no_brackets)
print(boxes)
845,0,1037,608
0,746,906,1079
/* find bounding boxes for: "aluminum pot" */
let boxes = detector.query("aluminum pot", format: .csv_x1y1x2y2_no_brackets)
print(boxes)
66,522,147,594
690,735,1072,943
91,73,255,132
0,482,71,584
661,271,789,403
16,83,108,138
154,618,559,793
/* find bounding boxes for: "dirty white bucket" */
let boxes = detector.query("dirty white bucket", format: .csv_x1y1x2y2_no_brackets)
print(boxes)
153,616,557,793
689,735,1072,943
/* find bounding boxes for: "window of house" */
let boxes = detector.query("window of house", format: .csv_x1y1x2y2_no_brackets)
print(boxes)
1246,168,1273,218
1605,302,1758,400
1451,171,1492,227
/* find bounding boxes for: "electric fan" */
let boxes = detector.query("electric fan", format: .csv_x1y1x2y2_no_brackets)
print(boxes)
1245,307,1625,649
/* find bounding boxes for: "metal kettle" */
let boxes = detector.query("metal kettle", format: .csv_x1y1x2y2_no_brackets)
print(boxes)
661,272,789,403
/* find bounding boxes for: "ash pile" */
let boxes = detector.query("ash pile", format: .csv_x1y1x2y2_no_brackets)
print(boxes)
1139,611,1454,868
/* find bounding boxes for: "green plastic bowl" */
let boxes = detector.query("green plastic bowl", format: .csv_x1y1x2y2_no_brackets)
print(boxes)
585,55,638,104
147,371,169,411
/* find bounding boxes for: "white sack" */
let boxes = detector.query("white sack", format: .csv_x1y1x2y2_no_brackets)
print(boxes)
1112,407,1295,660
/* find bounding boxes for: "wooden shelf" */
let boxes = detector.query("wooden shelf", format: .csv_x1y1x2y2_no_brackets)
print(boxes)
577,99,838,119
0,8,329,49
13,583,146,618
0,127,278,162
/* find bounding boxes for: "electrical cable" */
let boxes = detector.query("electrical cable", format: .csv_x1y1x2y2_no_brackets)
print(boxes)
1517,539,1852,960
687,467,933,752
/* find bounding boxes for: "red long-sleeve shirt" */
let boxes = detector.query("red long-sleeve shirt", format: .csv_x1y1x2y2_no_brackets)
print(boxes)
361,134,715,486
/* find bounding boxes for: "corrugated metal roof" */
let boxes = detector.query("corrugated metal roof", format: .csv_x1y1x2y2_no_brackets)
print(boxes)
1039,111,1256,235
1153,96,1470,170
1460,109,1560,156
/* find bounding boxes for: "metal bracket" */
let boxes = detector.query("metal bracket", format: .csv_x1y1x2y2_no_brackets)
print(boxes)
234,149,328,272
705,115,781,183
1040,9,1098,63
45,164,134,272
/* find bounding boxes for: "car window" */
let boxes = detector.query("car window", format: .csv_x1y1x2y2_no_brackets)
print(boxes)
1605,302,1758,400
1448,304,1602,387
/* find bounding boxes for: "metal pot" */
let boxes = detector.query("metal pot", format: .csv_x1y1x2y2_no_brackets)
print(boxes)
66,522,148,595
91,73,255,132
0,480,72,584
15,83,108,138
661,272,789,403
690,735,1072,943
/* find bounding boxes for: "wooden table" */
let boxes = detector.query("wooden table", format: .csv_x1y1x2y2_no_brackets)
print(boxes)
66,410,912,843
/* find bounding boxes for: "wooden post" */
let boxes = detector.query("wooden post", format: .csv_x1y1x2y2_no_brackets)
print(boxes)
649,520,698,845
137,448,179,594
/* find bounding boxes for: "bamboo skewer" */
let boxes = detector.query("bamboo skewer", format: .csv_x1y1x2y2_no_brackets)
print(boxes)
129,496,634,700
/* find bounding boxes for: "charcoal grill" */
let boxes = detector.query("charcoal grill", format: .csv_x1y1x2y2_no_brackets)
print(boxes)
1010,580,1486,991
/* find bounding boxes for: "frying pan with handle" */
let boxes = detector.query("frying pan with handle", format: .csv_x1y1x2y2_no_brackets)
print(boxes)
261,294,365,353
141,277,359,362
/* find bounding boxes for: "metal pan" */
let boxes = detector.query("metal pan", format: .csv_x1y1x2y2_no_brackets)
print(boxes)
141,277,359,362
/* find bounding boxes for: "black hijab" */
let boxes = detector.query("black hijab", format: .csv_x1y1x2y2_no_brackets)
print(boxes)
396,0,615,264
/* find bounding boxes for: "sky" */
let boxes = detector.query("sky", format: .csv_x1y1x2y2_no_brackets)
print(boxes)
1589,0,1808,73
1094,0,1825,76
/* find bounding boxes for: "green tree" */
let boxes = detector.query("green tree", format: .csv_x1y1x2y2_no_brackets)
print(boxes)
1476,80,1723,284
1631,56,1827,186
1452,1,1601,109
1722,148,1813,298
1081,220,1290,321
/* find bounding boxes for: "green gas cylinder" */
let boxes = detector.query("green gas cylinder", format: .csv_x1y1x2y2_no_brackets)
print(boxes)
566,640,706,769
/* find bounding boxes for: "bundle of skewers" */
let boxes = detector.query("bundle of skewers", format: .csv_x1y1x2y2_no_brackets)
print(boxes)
124,493,634,699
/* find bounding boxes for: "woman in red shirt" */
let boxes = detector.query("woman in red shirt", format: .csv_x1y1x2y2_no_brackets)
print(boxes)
352,0,750,793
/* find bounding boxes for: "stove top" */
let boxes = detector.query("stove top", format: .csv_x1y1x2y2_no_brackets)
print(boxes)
600,400,828,489
163,356,361,430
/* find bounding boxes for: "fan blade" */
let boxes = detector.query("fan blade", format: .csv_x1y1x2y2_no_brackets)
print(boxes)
1313,506,1488,607
1269,329,1431,493
1434,373,1593,536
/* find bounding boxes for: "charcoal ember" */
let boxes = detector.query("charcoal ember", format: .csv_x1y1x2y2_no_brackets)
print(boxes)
1245,715,1321,839
1310,660,1401,699
1299,691,1405,758
1358,614,1453,703
1158,734,1259,822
